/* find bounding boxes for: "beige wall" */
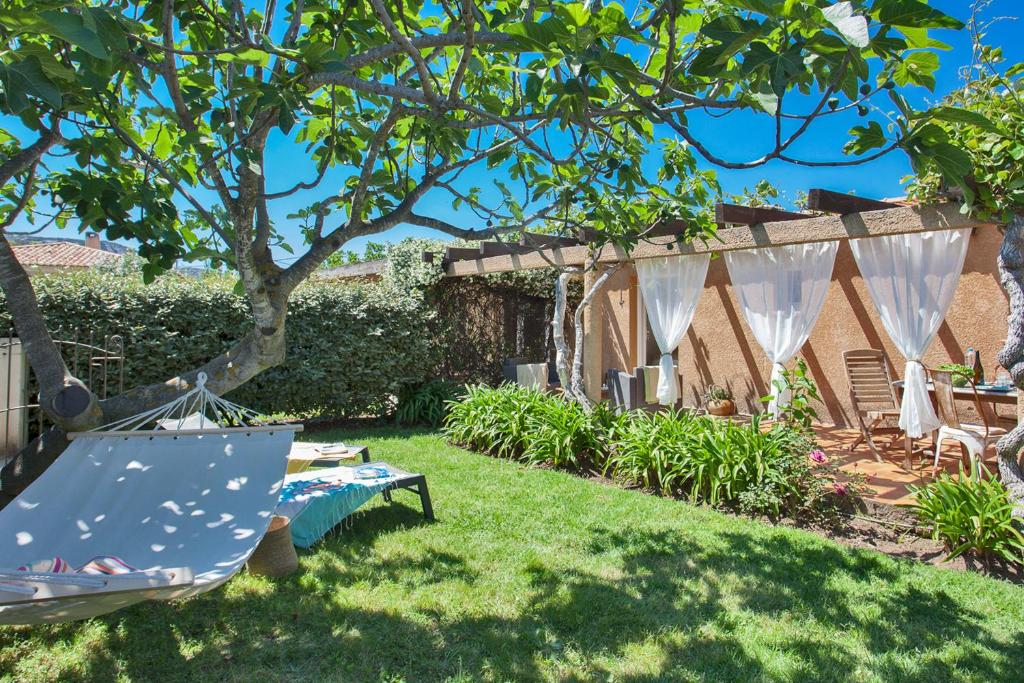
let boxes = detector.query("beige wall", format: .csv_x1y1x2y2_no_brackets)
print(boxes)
598,225,1008,426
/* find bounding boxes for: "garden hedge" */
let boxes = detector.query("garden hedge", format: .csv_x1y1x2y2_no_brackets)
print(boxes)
0,244,573,417
0,271,436,417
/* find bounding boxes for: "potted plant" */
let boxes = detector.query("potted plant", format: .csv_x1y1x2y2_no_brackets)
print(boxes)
938,363,973,388
703,384,736,416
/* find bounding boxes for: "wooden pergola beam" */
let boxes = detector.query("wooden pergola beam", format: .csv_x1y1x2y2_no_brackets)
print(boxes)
807,188,900,214
519,232,580,249
715,203,809,225
445,203,991,277
479,241,534,257
578,219,687,244
443,247,481,264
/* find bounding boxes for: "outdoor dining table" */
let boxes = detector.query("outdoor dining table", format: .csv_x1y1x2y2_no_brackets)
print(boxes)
891,379,1018,406
891,380,1017,468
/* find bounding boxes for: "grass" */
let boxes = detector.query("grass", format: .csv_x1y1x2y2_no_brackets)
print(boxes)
2,426,1024,682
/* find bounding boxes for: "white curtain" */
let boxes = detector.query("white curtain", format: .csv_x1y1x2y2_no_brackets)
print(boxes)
725,242,838,416
635,253,710,405
850,229,970,438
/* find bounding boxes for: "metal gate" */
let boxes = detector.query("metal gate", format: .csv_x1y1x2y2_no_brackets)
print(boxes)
0,329,125,466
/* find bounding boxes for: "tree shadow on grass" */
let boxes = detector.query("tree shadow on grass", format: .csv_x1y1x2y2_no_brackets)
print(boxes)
3,515,1023,682
571,526,1024,681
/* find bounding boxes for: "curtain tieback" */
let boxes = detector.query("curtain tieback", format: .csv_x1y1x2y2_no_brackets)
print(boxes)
657,353,677,406
768,362,790,418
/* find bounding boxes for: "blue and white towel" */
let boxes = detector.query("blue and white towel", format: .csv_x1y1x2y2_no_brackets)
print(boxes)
275,465,397,548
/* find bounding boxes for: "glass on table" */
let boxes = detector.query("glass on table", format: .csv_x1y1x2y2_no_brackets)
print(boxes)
995,367,1013,389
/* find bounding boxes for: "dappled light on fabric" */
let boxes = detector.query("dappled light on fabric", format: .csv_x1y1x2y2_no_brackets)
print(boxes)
0,431,292,623
850,229,970,438
724,242,838,417
635,254,710,405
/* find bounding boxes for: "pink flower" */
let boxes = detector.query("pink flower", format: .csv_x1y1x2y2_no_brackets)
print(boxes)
832,482,848,497
809,449,827,464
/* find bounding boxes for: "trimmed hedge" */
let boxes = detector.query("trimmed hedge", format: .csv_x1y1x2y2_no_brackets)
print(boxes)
0,236,578,418
0,271,437,417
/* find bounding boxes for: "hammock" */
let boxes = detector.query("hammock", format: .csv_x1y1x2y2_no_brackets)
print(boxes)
0,373,299,625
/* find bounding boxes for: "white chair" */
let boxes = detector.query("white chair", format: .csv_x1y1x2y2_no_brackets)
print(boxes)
930,369,1006,475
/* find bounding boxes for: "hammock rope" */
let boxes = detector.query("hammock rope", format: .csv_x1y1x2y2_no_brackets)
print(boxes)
91,372,266,433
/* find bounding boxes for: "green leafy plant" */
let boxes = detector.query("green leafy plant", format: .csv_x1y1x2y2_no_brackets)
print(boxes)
602,408,704,494
604,410,861,520
767,359,821,433
702,384,733,403
938,363,974,388
446,385,864,521
737,445,868,522
396,381,461,427
905,20,1023,220
443,384,613,469
909,464,1024,566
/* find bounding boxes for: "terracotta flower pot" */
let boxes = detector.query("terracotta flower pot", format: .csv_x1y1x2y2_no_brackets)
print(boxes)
707,399,736,416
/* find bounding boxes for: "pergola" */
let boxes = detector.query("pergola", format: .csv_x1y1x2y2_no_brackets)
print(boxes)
425,189,997,469
431,190,986,277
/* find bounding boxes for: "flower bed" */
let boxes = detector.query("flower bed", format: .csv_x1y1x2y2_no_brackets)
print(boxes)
444,384,861,522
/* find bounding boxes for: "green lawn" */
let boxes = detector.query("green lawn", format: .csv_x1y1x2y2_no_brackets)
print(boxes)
2,427,1024,682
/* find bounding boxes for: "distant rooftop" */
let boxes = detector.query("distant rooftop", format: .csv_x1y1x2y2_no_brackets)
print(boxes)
12,238,121,271
317,259,386,280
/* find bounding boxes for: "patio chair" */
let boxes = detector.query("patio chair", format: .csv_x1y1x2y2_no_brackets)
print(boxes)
843,349,904,462
929,368,1007,475
606,368,641,413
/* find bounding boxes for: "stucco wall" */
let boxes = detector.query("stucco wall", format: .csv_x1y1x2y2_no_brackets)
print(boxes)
599,225,1008,426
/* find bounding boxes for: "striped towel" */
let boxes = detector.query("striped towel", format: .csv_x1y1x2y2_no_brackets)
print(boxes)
15,556,138,575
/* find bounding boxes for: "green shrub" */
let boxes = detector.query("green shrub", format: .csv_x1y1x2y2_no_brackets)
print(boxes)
521,399,615,468
0,252,571,417
736,443,863,521
443,384,611,467
0,270,437,417
602,408,703,494
606,411,838,515
909,465,1024,566
445,386,859,520
766,358,821,433
396,380,460,427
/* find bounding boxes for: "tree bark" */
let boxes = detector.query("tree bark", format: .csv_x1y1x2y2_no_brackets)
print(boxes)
551,270,575,393
98,313,287,422
996,213,1024,516
0,233,102,432
569,263,620,410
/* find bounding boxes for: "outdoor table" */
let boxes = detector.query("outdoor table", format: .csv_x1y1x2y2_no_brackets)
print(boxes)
891,380,1017,469
892,379,1018,406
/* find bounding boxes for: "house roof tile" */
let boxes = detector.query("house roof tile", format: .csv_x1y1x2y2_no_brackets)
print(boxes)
12,242,121,269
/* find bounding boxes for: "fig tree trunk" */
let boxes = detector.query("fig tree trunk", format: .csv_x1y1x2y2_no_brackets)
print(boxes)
996,212,1024,516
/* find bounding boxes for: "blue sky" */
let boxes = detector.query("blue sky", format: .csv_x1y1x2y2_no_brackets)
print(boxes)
9,0,1024,262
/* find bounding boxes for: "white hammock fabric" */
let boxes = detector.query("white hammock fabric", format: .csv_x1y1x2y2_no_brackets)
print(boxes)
0,374,297,624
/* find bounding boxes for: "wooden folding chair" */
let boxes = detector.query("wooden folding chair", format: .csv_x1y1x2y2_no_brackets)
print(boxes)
843,349,904,462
